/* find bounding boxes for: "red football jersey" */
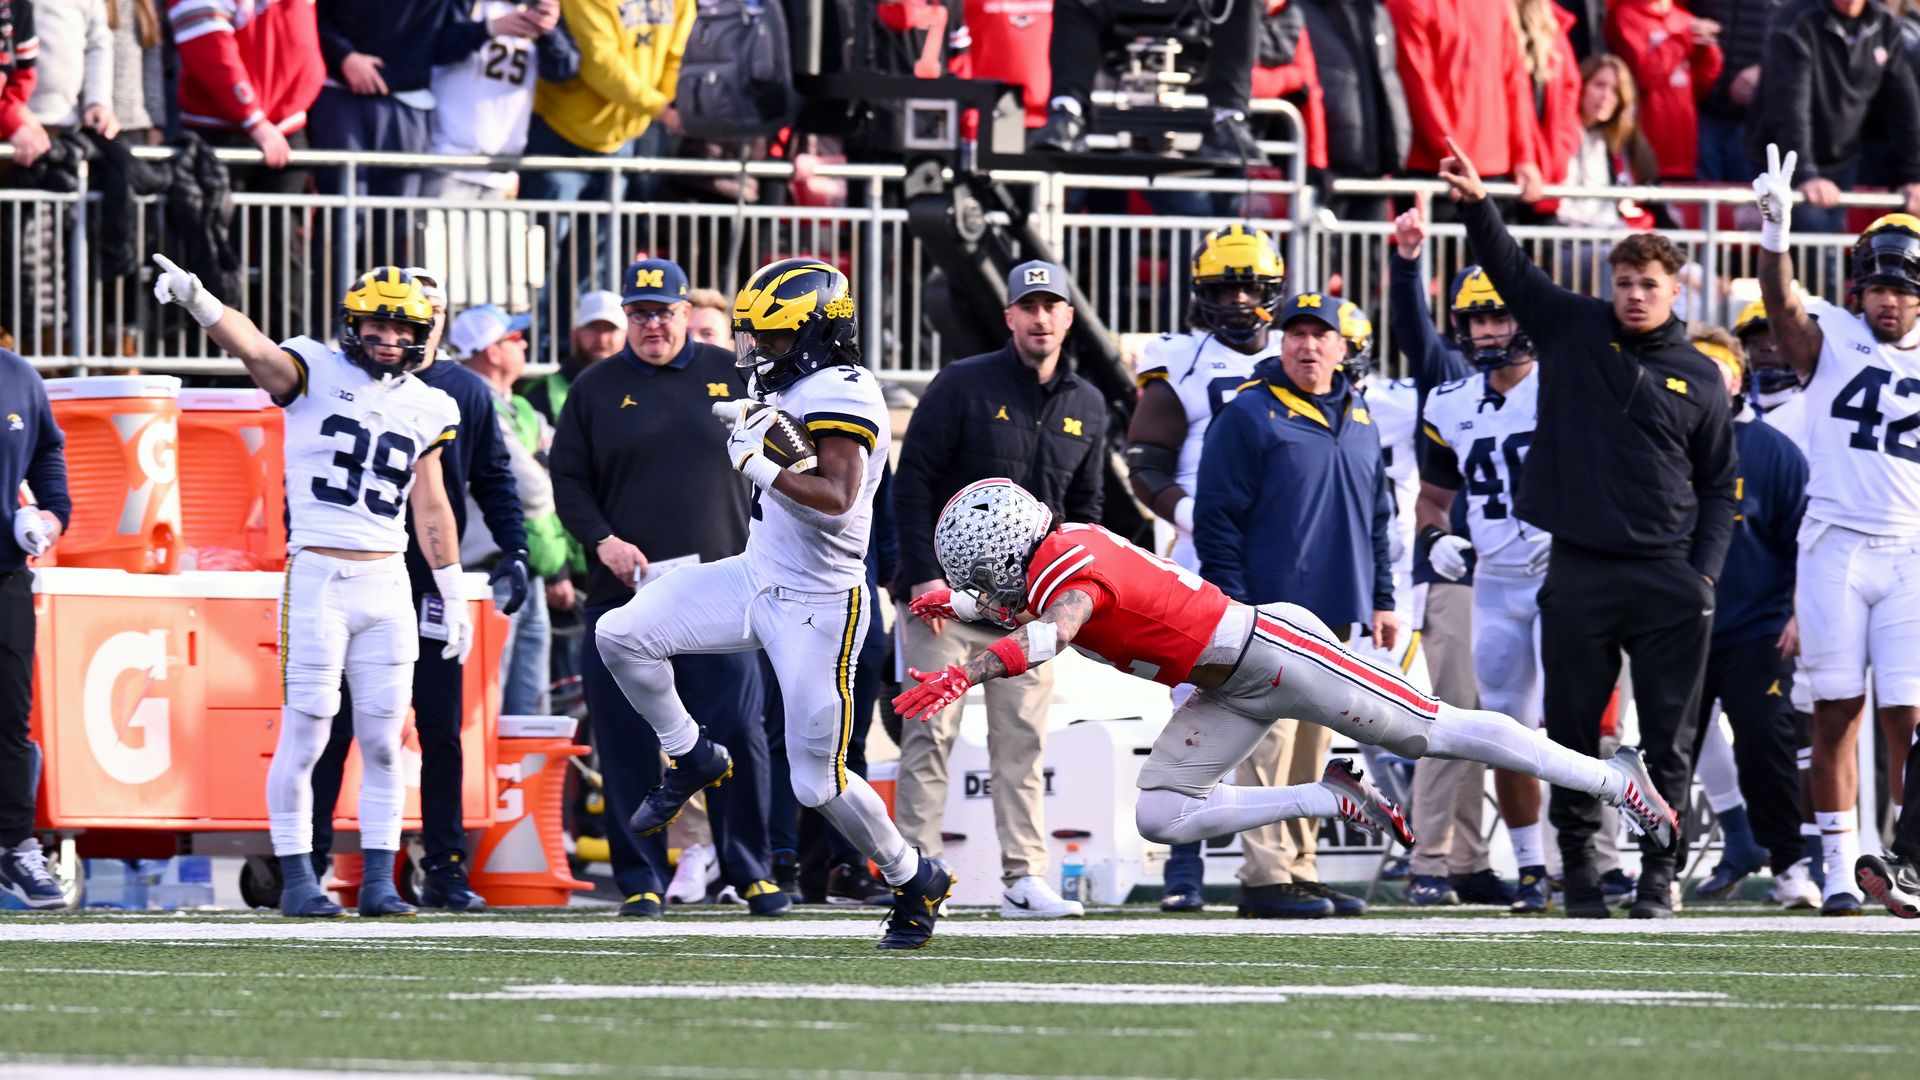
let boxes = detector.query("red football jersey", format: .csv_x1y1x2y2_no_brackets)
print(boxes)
1024,523,1232,687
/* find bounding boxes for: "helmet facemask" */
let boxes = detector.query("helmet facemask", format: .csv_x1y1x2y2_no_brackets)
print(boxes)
933,479,1055,631
343,313,432,380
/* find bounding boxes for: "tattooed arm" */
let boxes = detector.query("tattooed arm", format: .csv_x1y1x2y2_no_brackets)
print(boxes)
408,450,462,569
893,588,1100,721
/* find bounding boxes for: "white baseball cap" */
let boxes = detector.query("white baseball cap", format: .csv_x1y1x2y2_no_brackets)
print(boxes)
574,290,625,330
401,266,445,303
448,304,530,359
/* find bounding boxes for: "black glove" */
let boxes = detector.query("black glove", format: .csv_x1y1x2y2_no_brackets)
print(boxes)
489,550,531,616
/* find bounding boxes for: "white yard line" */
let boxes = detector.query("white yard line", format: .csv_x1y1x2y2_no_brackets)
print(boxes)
7,915,1912,944
449,980,1727,1006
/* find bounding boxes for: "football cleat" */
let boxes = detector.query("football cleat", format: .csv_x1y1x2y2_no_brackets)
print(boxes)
1001,875,1085,919
1605,747,1678,851
1404,875,1460,906
772,849,804,903
1856,853,1920,919
628,735,733,837
282,891,348,918
1511,865,1551,913
1820,891,1863,917
878,856,954,950
1160,883,1206,913
1319,758,1415,848
1602,868,1640,907
743,879,793,917
1693,857,1763,900
619,892,663,918
0,840,69,910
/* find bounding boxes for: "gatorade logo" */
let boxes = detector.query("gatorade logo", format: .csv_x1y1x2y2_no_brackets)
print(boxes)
83,630,174,785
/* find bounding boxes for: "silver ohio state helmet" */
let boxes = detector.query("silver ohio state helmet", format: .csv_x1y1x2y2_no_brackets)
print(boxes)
933,478,1055,628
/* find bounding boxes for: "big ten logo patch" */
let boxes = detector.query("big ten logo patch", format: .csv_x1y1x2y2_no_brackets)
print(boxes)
964,768,1056,799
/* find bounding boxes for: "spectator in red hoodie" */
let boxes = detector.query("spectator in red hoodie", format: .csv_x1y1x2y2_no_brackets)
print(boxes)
1605,0,1723,180
1515,0,1582,202
1,0,47,165
1386,0,1543,199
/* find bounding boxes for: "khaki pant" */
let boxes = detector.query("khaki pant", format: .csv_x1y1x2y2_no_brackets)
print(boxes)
1410,582,1492,877
893,614,1055,883
1235,718,1334,886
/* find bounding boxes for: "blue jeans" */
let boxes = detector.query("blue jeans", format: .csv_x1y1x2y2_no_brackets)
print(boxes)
497,577,552,716
1696,114,1753,184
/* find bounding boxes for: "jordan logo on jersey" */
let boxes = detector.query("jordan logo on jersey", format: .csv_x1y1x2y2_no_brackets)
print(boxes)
621,395,637,409
994,406,1010,421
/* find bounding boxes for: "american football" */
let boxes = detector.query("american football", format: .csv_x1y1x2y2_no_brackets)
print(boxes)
746,403,821,475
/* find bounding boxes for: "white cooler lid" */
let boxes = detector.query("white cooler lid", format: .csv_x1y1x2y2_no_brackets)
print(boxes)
499,715,578,739
178,387,273,411
45,374,183,400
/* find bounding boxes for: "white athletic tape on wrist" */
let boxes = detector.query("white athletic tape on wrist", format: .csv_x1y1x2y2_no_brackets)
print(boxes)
741,453,782,491
1024,620,1059,663
950,590,981,622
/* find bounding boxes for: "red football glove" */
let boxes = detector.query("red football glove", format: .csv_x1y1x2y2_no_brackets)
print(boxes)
908,588,959,626
892,664,971,722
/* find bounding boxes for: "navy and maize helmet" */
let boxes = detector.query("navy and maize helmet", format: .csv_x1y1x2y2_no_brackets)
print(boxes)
1851,213,1920,297
1336,299,1375,381
1191,224,1287,347
1733,298,1801,399
732,258,860,397
340,266,437,379
1448,265,1531,370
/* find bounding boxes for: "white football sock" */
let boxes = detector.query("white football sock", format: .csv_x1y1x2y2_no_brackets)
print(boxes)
817,775,919,886
1508,823,1545,868
1135,782,1340,846
1427,704,1615,798
1696,716,1746,814
1816,809,1858,901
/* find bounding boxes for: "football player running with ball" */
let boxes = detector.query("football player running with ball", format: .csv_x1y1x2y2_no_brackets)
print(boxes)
1753,144,1920,917
897,481,1681,861
594,259,954,949
153,258,467,918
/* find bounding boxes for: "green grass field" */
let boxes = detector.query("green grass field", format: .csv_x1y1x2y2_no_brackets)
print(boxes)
3,907,1916,1080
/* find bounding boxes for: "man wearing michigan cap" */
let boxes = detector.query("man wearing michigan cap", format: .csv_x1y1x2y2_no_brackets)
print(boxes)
1193,291,1396,919
892,257,1107,919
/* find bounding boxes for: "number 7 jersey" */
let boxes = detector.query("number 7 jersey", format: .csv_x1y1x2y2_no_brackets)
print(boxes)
1802,298,1920,534
279,337,462,554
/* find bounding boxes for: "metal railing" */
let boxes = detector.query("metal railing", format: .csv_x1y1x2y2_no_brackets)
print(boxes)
5,123,1899,382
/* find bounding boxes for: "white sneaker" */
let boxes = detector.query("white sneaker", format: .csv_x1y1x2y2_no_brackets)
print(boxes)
1773,857,1820,909
666,843,718,904
1001,875,1085,918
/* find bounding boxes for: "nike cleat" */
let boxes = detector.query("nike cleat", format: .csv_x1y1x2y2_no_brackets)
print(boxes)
1693,857,1763,900
1450,868,1516,906
1160,882,1205,912
878,856,953,950
1605,747,1678,850
1000,875,1084,919
628,735,733,837
1320,757,1415,848
1773,857,1820,909
1404,875,1460,906
1511,865,1551,913
1856,854,1920,919
743,879,793,917
1821,891,1863,916
619,892,663,918
419,859,487,912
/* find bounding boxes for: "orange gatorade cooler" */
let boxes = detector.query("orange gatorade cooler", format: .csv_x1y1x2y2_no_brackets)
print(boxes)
44,375,184,574
177,388,286,571
469,716,593,906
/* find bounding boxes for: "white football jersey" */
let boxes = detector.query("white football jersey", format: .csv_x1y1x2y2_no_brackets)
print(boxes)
1800,298,1920,534
1362,376,1419,605
1419,367,1550,570
1761,390,1810,455
1136,331,1278,568
428,1,538,189
749,364,891,592
279,337,463,554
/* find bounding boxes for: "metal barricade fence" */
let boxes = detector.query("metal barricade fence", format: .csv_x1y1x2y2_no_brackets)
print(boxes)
4,133,1900,381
